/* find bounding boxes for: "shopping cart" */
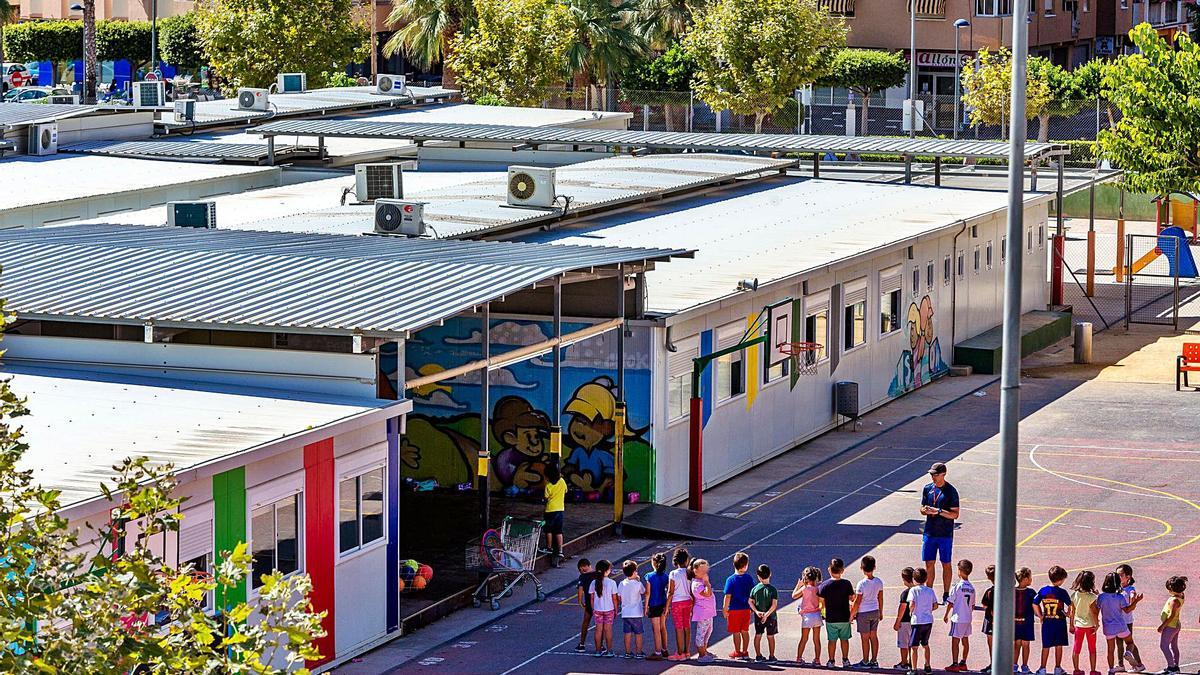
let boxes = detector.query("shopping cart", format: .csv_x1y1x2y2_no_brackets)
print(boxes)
465,516,546,610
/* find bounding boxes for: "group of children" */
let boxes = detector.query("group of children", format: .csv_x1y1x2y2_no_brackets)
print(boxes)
573,552,1192,675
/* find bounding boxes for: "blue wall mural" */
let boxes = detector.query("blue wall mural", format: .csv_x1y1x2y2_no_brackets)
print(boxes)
888,295,948,397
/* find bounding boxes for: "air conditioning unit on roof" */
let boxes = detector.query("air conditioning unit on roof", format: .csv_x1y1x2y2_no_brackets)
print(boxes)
27,122,57,156
374,199,426,237
133,80,165,107
236,87,270,111
168,201,217,229
506,166,556,208
375,74,407,96
355,162,405,202
276,73,307,94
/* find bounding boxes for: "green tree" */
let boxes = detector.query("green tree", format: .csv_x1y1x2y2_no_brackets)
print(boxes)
196,0,368,91
1098,23,1200,194
4,20,84,63
0,299,325,673
683,0,847,132
97,19,151,64
0,0,15,64
638,0,697,48
446,0,573,106
817,48,907,136
384,0,475,87
563,0,647,109
159,12,203,71
619,43,695,130
960,47,1053,139
82,0,98,102
1026,56,1089,142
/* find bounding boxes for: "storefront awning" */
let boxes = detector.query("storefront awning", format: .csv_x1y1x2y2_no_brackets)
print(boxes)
908,0,946,17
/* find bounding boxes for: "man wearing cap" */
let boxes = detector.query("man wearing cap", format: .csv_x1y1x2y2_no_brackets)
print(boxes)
919,462,960,601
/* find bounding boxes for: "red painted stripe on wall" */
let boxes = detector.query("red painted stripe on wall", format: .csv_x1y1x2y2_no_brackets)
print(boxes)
304,438,336,666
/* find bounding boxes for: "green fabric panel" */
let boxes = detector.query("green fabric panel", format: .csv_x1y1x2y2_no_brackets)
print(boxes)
212,466,247,609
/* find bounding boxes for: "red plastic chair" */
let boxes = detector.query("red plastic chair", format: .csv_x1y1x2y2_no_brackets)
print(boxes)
1178,343,1200,391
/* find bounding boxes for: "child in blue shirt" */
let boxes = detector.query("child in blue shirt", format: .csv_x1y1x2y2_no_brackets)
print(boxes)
644,553,670,660
1033,565,1073,675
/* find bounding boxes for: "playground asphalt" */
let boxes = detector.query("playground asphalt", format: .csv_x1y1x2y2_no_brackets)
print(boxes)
342,332,1200,675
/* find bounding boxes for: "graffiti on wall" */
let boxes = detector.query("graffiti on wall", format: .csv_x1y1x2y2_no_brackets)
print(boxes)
399,318,655,498
888,295,948,397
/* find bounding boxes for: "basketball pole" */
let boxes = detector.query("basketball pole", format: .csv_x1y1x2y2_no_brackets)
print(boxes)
993,1,1028,674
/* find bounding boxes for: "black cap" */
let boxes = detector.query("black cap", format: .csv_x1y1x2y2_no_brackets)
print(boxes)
928,462,948,475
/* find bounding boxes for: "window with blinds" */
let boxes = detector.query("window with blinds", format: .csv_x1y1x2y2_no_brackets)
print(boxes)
843,279,868,351
803,290,830,367
879,266,903,336
715,323,746,402
668,337,698,421
819,0,856,15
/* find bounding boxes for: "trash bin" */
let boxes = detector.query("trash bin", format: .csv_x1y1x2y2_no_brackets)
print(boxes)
835,381,860,419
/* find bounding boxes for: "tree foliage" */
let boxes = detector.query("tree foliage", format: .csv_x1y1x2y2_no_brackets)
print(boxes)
817,48,906,135
3,20,81,62
159,12,203,70
196,0,368,90
0,299,325,673
620,42,695,93
563,0,647,85
3,18,188,66
1098,23,1200,194
447,0,574,106
683,0,846,132
384,0,476,74
960,48,1053,131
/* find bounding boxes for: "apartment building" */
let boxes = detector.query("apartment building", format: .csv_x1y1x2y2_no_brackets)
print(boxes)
19,0,192,20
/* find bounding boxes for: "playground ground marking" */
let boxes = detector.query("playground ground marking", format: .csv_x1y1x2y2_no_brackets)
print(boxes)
735,446,881,518
1016,508,1073,547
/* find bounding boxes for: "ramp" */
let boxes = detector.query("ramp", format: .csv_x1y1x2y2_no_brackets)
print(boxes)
623,503,749,541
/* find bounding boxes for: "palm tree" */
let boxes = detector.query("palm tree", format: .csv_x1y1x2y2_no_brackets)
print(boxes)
563,0,648,110
82,0,98,103
384,0,474,88
638,0,694,49
0,0,16,66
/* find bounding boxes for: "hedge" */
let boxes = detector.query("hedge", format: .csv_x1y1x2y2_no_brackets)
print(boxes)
4,19,171,66
159,13,202,70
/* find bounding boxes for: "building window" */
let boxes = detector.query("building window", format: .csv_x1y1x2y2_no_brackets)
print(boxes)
943,255,952,285
251,494,300,589
1038,225,1045,249
1002,236,1007,263
926,261,935,290
911,268,920,296
339,467,385,555
973,246,981,273
804,309,829,364
976,0,1013,15
183,553,213,611
668,338,697,419
881,288,902,335
986,241,994,269
1027,228,1033,252
715,324,745,401
844,302,866,350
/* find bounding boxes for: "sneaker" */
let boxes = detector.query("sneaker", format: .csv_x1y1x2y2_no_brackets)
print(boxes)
1055,668,1066,675
858,662,874,669
1131,667,1146,674
1153,670,1173,675
574,643,586,653
895,663,911,670
798,659,808,666
926,667,933,675
981,667,991,675
635,652,646,660
1022,667,1034,674
622,652,632,659
873,663,882,669
699,654,716,663
757,655,768,663
730,651,743,659
1089,671,1102,675
829,659,838,668
646,652,662,661
604,650,615,658
769,656,779,663
907,670,919,675
1112,668,1126,674
669,653,687,661
593,650,604,658
1036,668,1048,675
1074,670,1085,675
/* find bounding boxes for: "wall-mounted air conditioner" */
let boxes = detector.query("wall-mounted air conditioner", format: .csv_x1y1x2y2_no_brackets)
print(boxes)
354,162,405,202
276,73,307,94
375,74,407,96
506,166,556,208
173,99,196,123
236,88,270,111
133,80,166,107
374,199,426,237
27,122,57,156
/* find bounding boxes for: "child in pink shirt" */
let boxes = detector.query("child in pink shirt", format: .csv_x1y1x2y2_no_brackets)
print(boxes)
690,559,717,663
792,566,824,665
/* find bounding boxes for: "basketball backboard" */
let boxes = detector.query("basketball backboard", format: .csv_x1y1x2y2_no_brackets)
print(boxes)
765,299,792,369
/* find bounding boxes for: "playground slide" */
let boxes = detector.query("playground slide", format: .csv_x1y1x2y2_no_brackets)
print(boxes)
1158,226,1199,278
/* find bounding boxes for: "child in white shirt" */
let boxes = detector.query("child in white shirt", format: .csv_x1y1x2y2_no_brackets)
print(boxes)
617,560,648,658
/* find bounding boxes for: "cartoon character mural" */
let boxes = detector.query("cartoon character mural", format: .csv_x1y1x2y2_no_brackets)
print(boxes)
888,295,948,397
400,318,656,499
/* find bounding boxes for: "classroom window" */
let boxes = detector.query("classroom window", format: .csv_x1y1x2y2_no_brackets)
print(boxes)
667,373,692,420
715,351,745,401
339,467,385,554
957,250,966,278
926,262,935,290
804,310,828,364
667,338,698,420
1002,236,1007,263
765,356,791,382
881,289,902,335
1038,225,1045,249
843,301,866,350
910,269,919,296
986,241,994,269
943,255,952,285
251,494,300,589
973,246,981,273
1027,228,1033,251
183,553,212,611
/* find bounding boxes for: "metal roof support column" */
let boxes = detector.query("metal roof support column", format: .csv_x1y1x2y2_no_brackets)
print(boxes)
935,156,942,187
550,277,562,461
813,153,820,179
478,303,491,536
904,155,912,184
1052,159,1065,306
266,136,275,166
613,264,626,535
318,136,325,161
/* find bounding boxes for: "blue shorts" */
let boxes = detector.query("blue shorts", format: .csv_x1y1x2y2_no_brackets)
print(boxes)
1041,620,1069,647
921,534,954,563
1015,618,1035,642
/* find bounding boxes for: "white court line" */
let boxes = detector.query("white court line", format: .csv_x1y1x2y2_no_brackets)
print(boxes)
498,442,949,675
1029,444,1174,500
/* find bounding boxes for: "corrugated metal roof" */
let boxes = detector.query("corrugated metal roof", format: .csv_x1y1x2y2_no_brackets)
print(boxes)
518,176,1053,317
0,224,687,336
61,139,288,163
0,102,99,129
158,85,457,131
254,119,1065,160
8,363,397,509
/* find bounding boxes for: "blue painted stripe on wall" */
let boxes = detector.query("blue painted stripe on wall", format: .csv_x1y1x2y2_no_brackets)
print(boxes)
386,416,400,633
700,329,713,427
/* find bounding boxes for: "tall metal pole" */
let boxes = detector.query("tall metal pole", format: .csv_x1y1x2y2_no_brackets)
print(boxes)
954,28,962,140
909,3,918,138
613,264,626,534
993,0,1028,673
150,0,158,73
479,303,491,535
551,277,563,460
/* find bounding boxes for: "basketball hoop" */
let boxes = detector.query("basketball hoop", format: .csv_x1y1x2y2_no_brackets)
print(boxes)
778,342,823,376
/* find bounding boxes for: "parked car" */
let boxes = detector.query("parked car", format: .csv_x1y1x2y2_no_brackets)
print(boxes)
1,63,35,88
2,86,72,103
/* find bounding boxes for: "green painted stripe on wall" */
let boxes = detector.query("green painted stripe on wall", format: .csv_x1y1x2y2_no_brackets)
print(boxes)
213,466,247,610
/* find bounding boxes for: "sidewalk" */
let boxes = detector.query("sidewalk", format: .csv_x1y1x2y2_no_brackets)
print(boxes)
330,372,996,673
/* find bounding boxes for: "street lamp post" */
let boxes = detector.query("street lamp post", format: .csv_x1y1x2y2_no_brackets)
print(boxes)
908,2,918,138
954,19,970,140
70,3,85,98
151,0,158,74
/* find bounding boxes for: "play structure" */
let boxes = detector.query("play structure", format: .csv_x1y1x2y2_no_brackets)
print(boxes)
1114,193,1200,281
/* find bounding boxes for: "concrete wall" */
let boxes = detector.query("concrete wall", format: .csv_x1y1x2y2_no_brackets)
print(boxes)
650,203,1049,504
